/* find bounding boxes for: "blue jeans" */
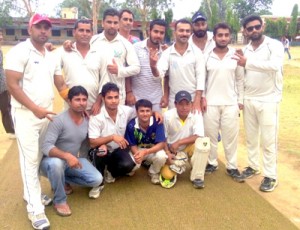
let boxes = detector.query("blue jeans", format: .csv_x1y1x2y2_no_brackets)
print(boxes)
40,157,103,204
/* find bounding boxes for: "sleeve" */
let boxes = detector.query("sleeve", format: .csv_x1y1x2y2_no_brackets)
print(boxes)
155,122,166,143
156,48,171,78
125,120,137,146
88,115,103,139
5,45,28,73
118,39,141,78
245,40,284,72
42,116,63,156
235,65,244,105
195,50,206,91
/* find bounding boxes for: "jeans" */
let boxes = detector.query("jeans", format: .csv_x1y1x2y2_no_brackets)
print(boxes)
40,157,103,204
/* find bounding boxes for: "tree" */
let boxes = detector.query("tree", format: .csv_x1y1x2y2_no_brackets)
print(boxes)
0,0,14,28
164,9,173,43
124,0,173,38
288,4,299,38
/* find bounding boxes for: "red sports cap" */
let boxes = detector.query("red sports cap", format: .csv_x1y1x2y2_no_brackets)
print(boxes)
29,13,52,28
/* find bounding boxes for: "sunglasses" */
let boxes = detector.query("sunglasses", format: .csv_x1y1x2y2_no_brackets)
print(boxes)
246,24,262,32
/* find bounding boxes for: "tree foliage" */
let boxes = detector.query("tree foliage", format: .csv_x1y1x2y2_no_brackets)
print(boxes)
0,0,14,28
264,18,287,39
288,4,299,38
164,9,173,43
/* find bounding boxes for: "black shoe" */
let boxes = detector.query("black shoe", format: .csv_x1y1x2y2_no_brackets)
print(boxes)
205,164,218,174
259,177,278,192
226,169,245,183
192,179,205,189
242,166,260,179
141,160,151,169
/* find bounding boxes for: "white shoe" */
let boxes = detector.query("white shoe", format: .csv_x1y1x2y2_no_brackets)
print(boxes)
28,212,50,230
104,170,115,183
89,184,104,199
149,173,160,185
41,194,52,206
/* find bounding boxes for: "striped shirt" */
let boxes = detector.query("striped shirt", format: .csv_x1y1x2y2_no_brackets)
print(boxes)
132,39,163,106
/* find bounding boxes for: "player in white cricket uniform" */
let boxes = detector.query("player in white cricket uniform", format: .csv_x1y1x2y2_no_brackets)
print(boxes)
150,19,205,112
201,23,245,183
5,14,68,230
90,8,140,105
234,15,284,192
57,19,103,114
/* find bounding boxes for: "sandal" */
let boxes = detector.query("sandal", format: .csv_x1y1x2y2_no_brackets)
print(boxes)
54,203,72,217
64,183,73,195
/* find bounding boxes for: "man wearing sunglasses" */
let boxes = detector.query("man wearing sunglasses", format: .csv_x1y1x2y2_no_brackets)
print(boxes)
234,15,284,192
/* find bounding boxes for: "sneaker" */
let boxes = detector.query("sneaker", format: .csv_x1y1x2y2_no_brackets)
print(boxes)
28,212,50,230
192,179,205,189
127,170,135,177
141,160,151,169
242,166,260,179
150,173,160,185
226,169,245,183
205,164,218,174
89,184,105,199
105,170,115,183
259,177,278,192
41,194,52,206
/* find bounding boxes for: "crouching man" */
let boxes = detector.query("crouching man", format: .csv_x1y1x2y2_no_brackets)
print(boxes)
160,90,210,189
40,86,103,217
125,99,167,184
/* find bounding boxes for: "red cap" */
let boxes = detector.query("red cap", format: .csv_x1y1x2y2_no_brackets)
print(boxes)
29,13,52,28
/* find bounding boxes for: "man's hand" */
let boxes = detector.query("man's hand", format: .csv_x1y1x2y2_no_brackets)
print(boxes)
90,102,101,116
238,103,244,110
192,101,201,114
149,47,159,67
160,95,168,108
153,111,163,124
126,92,136,106
169,142,180,154
63,40,74,52
233,49,247,67
201,97,207,112
107,59,118,75
112,135,129,149
134,149,148,164
32,106,56,121
65,154,82,169
45,42,56,51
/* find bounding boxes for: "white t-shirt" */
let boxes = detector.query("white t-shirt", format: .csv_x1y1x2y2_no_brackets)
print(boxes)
56,45,102,110
163,108,204,151
90,33,140,104
156,43,206,104
204,47,244,105
5,39,62,108
243,36,284,102
88,105,135,152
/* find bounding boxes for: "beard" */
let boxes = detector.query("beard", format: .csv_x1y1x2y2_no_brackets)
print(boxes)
149,36,160,45
193,29,207,38
249,32,263,41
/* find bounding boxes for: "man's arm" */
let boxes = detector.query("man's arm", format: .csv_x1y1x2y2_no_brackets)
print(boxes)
169,135,198,153
90,134,128,150
54,74,69,101
6,69,56,120
125,77,136,106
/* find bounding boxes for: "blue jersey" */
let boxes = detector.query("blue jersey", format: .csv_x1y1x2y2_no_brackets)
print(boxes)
125,116,165,148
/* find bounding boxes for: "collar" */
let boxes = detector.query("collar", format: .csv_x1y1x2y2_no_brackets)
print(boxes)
134,116,154,129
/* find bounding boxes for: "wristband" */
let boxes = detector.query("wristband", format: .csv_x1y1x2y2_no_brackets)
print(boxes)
59,88,69,100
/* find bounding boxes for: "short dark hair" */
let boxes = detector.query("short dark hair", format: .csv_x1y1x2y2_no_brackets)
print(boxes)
149,19,167,31
242,15,263,28
119,9,134,19
135,99,153,111
103,8,120,21
213,22,232,36
174,18,192,30
68,86,88,101
101,82,119,97
74,19,92,30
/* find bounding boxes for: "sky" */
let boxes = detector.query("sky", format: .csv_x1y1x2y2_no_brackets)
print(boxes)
39,0,299,19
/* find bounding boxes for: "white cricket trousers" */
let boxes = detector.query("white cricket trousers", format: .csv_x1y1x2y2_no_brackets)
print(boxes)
243,100,279,180
12,106,51,215
203,105,240,169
